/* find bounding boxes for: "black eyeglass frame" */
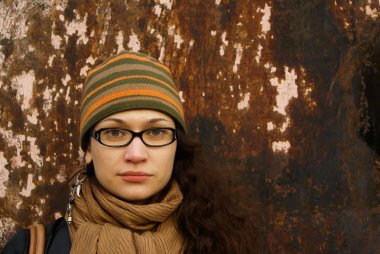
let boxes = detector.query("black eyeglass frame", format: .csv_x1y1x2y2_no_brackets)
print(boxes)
91,127,177,147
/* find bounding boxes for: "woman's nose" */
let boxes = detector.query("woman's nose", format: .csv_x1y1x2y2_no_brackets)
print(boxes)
123,137,148,163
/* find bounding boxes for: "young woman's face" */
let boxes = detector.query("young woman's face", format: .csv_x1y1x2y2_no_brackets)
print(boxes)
85,109,177,202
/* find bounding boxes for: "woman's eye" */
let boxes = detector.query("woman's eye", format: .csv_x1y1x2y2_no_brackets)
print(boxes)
147,129,165,136
105,129,124,137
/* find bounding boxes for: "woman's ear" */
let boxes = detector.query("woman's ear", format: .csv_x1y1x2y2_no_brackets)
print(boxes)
85,148,93,164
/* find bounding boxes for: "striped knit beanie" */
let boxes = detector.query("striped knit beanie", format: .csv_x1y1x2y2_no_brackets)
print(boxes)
80,50,186,150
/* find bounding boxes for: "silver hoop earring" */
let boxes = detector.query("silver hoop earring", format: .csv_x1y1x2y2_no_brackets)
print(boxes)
66,167,87,224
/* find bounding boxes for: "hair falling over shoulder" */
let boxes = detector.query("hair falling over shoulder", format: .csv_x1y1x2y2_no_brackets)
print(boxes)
173,130,261,253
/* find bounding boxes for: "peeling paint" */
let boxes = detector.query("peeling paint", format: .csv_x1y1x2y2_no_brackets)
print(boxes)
158,0,173,10
237,92,250,110
27,109,39,125
255,44,263,63
65,13,88,44
272,140,291,153
233,43,243,73
51,32,62,50
116,30,125,53
220,31,229,56
270,67,298,115
179,91,185,102
127,30,141,52
0,152,9,198
259,4,271,36
0,128,26,168
0,218,15,241
365,2,379,18
27,137,43,167
0,1,28,39
174,33,184,49
267,122,274,131
19,173,36,197
11,71,35,111
153,4,162,17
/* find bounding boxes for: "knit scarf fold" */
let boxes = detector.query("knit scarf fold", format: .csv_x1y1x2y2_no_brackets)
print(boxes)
68,177,185,254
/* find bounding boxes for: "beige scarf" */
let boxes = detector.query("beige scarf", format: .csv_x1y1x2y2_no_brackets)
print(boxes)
68,177,185,254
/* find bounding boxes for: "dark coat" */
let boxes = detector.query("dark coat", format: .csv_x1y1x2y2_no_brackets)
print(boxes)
1,217,71,254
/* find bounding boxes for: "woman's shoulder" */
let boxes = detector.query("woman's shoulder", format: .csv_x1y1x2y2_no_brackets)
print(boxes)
1,217,71,254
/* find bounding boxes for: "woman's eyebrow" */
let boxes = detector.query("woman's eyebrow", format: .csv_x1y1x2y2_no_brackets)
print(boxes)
101,118,126,124
148,118,168,123
100,117,168,124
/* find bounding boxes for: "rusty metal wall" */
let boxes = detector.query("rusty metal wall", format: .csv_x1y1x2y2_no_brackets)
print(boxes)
1,0,379,252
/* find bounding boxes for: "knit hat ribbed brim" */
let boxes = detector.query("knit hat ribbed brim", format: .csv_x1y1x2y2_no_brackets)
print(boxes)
79,51,186,150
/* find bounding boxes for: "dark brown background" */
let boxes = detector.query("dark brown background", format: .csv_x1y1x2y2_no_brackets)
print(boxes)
0,0,379,253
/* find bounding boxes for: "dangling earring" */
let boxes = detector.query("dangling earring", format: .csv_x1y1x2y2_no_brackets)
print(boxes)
66,166,88,224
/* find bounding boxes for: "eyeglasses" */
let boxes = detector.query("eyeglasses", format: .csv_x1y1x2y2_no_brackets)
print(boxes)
91,127,177,147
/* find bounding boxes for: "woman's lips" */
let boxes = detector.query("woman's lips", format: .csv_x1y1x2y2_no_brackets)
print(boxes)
118,171,151,183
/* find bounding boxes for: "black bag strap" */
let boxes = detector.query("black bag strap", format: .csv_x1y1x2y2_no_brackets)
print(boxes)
28,224,45,254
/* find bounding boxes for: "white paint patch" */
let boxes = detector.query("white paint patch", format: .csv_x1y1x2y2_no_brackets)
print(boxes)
0,152,9,198
116,30,125,53
179,91,185,102
62,74,70,86
27,109,39,125
280,117,290,132
159,47,165,62
48,55,55,67
174,33,184,49
56,167,66,183
211,30,217,36
153,4,162,17
220,31,229,56
43,86,53,114
189,39,194,47
0,1,28,39
27,137,43,167
159,0,173,10
270,66,298,115
80,56,96,76
0,51,4,68
255,44,263,63
86,55,96,65
233,43,243,73
99,4,111,46
267,122,274,131
19,173,36,197
168,24,176,36
66,13,88,44
127,30,141,52
0,131,25,169
237,92,250,110
11,71,35,110
272,141,291,153
365,4,379,18
259,4,271,35
0,217,16,240
215,0,221,5
51,33,62,49
36,206,43,216
16,200,23,209
65,86,71,103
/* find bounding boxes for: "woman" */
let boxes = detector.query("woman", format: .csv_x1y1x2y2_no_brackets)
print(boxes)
2,51,259,253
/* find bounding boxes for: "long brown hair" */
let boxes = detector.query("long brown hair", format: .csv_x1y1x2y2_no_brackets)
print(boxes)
172,129,260,253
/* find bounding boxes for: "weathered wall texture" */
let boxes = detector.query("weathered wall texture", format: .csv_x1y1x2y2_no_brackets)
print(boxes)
1,0,379,252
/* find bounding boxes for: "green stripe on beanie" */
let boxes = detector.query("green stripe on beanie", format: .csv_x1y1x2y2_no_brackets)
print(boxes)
80,51,186,150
